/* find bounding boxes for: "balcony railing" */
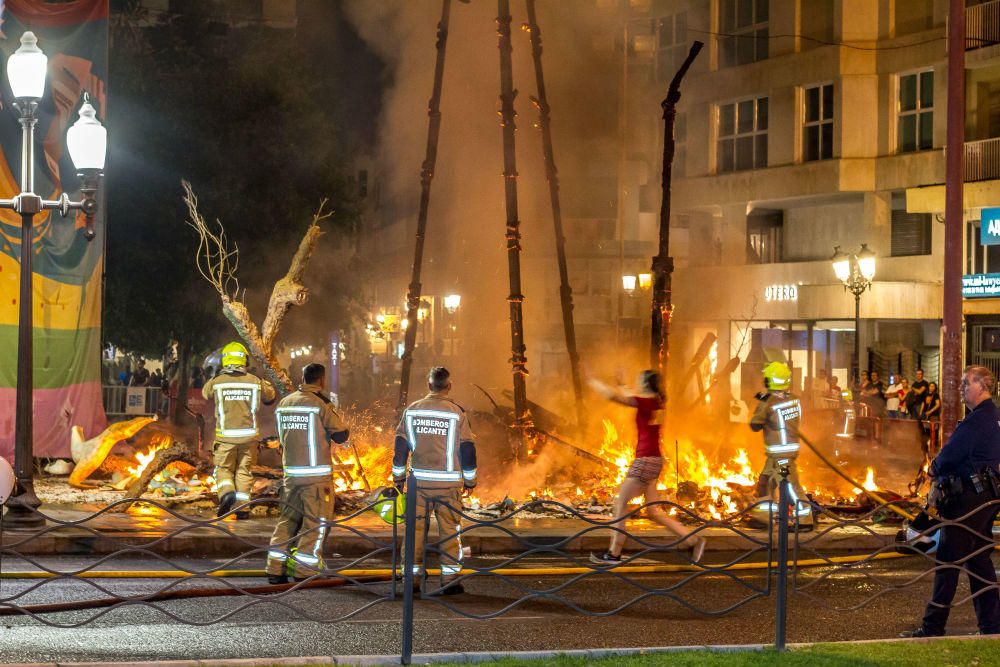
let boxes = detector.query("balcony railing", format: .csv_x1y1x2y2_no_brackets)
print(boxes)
967,0,1000,51
965,137,1000,182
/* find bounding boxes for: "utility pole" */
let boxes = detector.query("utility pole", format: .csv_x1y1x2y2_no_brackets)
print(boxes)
397,0,452,414
941,0,965,439
524,0,585,432
650,42,703,385
497,0,530,453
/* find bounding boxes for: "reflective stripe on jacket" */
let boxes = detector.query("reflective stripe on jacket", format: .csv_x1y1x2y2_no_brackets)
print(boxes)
276,384,349,485
202,369,277,444
394,393,477,488
751,393,802,454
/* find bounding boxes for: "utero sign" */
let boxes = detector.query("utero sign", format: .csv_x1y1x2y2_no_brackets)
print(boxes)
764,284,798,302
981,208,1000,246
962,273,1000,298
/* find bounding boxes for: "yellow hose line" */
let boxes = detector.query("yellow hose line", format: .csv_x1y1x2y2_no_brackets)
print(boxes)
0,552,908,579
799,432,917,521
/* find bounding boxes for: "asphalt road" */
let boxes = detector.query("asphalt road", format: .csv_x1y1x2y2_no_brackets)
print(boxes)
0,552,993,663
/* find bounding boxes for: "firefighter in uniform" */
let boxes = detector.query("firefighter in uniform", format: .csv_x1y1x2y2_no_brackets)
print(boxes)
901,365,1000,637
750,361,812,527
392,366,477,595
266,363,350,584
202,341,276,518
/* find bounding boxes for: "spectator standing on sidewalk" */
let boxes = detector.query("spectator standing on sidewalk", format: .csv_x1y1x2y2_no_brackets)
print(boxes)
909,369,930,418
130,360,150,387
862,370,886,417
886,375,903,417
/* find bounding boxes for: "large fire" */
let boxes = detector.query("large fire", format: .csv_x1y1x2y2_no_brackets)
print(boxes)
537,418,760,520
333,410,395,492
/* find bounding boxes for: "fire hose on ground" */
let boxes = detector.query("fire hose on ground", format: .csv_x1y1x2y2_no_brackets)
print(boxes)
0,552,908,581
798,432,917,522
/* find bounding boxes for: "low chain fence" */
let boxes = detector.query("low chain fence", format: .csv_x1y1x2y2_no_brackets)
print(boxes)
0,470,997,662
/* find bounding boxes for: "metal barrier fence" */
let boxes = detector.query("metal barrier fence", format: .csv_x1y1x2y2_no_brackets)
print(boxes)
0,496,399,627
102,385,163,418
1,471,998,663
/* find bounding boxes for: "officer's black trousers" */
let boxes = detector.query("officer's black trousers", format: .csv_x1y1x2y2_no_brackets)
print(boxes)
923,490,1000,634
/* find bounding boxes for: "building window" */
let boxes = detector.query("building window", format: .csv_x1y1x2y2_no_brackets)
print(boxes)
898,70,934,153
673,112,686,178
803,84,834,161
891,212,932,256
654,11,688,82
718,97,768,173
719,0,769,68
891,193,931,257
894,0,935,36
746,209,783,264
967,219,1000,274
799,0,834,50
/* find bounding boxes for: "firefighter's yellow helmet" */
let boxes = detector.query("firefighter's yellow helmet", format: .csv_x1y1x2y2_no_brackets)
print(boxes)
221,341,249,368
763,361,791,390
373,488,406,524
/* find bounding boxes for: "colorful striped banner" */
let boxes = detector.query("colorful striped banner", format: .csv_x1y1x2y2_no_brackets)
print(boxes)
0,0,108,460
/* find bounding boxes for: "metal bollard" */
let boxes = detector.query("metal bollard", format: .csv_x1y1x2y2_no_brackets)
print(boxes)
401,474,418,665
774,465,791,651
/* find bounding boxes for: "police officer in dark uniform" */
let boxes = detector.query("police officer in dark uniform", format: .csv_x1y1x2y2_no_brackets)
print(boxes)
901,365,1000,637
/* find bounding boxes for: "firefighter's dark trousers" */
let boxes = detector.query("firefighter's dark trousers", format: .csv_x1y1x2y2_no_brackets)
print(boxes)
266,482,334,579
406,485,464,586
213,440,257,503
922,489,1000,635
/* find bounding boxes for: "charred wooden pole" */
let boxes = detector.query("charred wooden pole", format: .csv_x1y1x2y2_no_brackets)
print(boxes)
397,0,453,414
497,0,530,452
650,42,703,384
524,0,585,432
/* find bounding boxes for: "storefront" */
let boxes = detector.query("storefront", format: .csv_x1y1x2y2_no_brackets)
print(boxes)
672,262,942,422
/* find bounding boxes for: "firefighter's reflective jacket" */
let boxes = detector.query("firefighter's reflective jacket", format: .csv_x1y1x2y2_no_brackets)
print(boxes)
750,392,802,457
275,383,349,486
393,392,477,489
202,369,277,444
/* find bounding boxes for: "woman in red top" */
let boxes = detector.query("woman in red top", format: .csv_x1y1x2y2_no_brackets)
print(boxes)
584,368,706,565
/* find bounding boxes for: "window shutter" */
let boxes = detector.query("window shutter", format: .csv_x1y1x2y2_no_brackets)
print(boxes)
891,211,931,256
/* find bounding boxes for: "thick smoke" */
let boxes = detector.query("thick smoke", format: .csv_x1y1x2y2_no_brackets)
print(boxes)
344,1,629,415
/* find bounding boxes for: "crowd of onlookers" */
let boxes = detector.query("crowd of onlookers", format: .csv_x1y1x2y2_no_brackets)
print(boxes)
113,360,216,391
806,367,941,423
854,368,940,423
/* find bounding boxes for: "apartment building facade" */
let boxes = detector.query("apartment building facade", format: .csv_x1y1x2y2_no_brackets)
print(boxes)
610,0,1000,420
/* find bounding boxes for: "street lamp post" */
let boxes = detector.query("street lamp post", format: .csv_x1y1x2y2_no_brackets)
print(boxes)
6,32,107,528
831,244,876,392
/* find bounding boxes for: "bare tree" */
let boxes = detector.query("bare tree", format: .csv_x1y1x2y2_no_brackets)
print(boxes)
182,180,331,395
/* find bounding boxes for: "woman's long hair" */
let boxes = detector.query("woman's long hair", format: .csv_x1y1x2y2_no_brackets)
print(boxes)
640,370,665,403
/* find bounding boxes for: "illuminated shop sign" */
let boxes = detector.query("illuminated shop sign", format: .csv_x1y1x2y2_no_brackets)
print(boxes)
764,284,798,302
962,273,1000,298
981,208,1000,246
